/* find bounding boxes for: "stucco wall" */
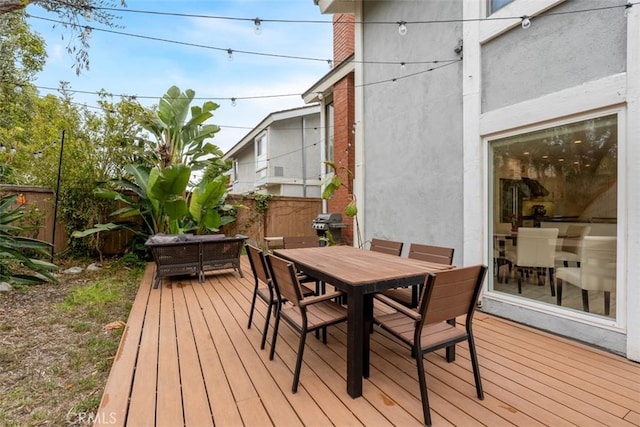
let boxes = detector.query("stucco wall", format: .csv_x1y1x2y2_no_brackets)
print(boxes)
231,143,258,194
482,0,627,112
361,1,464,259
269,114,321,191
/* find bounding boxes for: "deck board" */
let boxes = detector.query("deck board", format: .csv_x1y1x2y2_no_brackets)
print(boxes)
95,259,640,426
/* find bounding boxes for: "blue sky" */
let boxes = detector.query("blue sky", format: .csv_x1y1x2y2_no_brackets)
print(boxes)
26,1,333,152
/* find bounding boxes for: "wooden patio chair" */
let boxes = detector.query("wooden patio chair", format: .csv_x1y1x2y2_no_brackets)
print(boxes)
245,244,314,350
379,243,454,308
266,254,347,393
282,235,322,294
369,238,403,256
373,265,488,426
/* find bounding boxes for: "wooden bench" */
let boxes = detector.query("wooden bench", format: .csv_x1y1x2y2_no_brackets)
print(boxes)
145,234,247,288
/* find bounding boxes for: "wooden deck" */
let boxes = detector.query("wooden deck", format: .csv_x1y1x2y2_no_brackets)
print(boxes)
95,257,640,426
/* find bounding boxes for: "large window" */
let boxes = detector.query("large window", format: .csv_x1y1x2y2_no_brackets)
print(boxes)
490,114,618,320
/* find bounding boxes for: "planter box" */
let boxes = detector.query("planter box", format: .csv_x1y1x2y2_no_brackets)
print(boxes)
145,234,247,288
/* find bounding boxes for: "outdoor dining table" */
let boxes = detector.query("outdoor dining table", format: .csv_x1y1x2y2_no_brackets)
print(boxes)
274,245,454,398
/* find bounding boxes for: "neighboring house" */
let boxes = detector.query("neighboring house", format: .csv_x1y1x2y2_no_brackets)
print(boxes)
303,13,356,245
314,0,640,362
223,105,322,197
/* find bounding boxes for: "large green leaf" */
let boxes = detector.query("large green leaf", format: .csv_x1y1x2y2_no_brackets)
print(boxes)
165,199,188,220
189,176,226,220
147,164,191,201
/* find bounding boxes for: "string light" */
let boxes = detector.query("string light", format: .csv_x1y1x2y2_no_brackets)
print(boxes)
397,21,408,36
625,3,633,17
521,16,532,29
327,59,333,69
317,92,323,100
71,1,639,26
253,17,262,34
227,48,233,61
400,62,406,70
231,97,237,107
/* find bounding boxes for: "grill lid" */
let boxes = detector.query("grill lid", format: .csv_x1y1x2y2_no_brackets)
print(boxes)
312,213,347,230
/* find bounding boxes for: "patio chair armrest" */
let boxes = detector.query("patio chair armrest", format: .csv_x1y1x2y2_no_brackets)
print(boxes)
374,293,421,321
300,291,344,307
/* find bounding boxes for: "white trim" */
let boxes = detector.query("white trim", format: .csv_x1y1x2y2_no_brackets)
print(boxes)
353,1,365,248
480,73,626,137
482,291,622,332
480,0,566,43
463,0,484,267
625,1,640,361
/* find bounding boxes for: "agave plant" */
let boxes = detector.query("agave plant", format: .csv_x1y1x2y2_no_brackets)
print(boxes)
0,194,57,285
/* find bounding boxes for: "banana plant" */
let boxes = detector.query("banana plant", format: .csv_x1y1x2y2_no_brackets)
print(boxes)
142,85,221,171
188,174,240,235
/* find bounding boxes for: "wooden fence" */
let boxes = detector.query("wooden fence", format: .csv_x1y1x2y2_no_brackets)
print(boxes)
223,195,323,247
0,186,322,255
0,185,67,254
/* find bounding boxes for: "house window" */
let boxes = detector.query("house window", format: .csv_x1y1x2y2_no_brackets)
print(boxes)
233,160,239,183
489,0,515,14
326,102,334,166
255,133,267,178
490,114,618,320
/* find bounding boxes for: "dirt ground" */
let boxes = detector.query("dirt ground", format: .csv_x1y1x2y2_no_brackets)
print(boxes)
0,259,143,427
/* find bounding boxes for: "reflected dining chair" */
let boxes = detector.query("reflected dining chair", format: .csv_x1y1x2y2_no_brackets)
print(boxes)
369,238,404,256
373,265,488,426
380,243,454,308
555,224,591,267
505,227,559,296
245,244,314,350
266,254,347,393
556,236,616,316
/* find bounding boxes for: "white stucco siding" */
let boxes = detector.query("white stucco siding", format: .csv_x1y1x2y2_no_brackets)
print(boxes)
361,0,464,259
230,144,258,194
482,0,627,112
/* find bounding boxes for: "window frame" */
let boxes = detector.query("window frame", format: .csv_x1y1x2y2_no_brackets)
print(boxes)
484,106,626,331
481,0,566,43
255,132,268,178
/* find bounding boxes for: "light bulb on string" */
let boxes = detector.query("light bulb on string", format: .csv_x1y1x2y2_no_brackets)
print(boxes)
317,92,323,100
400,62,406,71
398,21,408,36
227,48,234,61
231,97,237,107
521,16,531,29
253,18,262,35
327,59,333,69
392,78,398,84
625,3,632,17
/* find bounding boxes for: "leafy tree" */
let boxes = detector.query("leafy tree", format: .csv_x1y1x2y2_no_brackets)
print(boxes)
0,0,127,74
0,10,46,179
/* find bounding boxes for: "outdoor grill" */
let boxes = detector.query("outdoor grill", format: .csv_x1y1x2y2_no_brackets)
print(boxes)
312,213,347,245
